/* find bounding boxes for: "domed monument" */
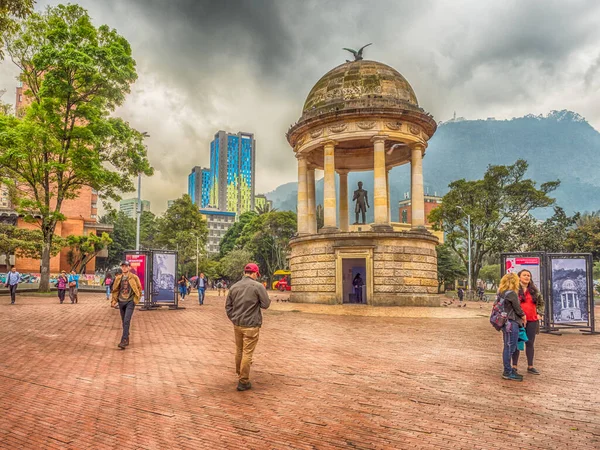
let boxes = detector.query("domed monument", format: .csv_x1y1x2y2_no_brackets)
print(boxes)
286,47,440,306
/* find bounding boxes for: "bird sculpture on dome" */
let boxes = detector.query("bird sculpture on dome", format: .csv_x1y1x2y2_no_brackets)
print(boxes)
343,43,372,62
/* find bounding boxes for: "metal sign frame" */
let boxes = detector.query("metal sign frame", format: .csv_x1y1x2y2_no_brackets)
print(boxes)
500,252,549,330
150,250,179,308
545,253,596,335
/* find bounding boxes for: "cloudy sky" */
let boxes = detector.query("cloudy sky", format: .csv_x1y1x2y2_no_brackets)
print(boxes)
2,0,600,213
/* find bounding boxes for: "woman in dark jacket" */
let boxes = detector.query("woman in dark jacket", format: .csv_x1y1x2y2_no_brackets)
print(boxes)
498,272,526,381
512,269,544,375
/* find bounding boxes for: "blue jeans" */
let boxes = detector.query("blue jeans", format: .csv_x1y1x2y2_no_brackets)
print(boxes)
118,300,135,341
198,288,205,304
502,320,519,373
179,286,186,299
106,286,111,299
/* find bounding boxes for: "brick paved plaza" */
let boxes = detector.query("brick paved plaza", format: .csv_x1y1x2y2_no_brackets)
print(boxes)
1,291,599,449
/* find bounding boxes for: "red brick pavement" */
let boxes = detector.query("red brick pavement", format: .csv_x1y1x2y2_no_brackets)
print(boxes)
0,291,599,449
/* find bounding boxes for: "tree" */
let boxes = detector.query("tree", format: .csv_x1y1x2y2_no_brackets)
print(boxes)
479,264,501,290
436,243,466,293
219,249,252,283
66,232,112,273
219,211,257,258
565,216,600,261
139,210,159,250
0,223,64,266
429,160,559,290
155,195,208,272
256,202,276,215
0,4,153,291
0,0,34,59
237,211,297,283
99,210,135,268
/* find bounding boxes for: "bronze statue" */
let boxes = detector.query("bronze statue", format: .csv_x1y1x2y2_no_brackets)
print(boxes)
343,43,372,62
352,181,369,224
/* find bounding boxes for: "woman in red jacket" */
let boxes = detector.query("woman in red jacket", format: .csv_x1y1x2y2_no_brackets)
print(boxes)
512,269,545,375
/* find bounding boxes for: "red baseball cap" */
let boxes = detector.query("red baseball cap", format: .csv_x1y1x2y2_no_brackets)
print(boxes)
244,263,260,277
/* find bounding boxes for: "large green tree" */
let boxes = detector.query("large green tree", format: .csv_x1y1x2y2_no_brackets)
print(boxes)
237,211,297,283
219,211,257,258
219,249,252,283
0,0,34,59
436,243,466,293
99,210,135,268
0,4,153,290
565,215,600,261
0,223,63,267
429,160,559,289
66,232,112,273
155,194,208,273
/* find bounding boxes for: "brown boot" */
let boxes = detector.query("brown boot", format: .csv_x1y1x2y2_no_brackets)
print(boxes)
118,339,127,349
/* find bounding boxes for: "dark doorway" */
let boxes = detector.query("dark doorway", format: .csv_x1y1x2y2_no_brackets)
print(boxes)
342,258,367,304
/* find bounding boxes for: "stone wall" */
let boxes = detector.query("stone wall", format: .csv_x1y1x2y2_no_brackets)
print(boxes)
289,231,439,306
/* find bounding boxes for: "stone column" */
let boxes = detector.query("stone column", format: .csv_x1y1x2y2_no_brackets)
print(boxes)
338,169,349,232
411,143,426,229
296,155,308,235
386,168,392,223
307,165,317,234
372,135,392,231
322,141,338,232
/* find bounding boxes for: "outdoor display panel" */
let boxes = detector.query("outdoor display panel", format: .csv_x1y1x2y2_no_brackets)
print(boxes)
503,254,543,292
125,252,148,297
547,254,593,327
152,252,177,304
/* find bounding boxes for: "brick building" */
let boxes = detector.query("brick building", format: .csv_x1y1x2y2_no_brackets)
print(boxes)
2,84,113,274
398,194,442,225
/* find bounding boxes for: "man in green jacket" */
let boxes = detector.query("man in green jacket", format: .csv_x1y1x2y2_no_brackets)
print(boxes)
225,263,271,391
111,261,142,350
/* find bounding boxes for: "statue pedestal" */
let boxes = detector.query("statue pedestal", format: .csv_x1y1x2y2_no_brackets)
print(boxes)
289,230,440,307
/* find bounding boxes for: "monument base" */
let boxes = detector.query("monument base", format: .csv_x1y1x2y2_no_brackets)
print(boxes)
289,230,440,307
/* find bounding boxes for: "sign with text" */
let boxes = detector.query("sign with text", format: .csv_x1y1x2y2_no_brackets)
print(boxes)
125,253,147,295
505,256,542,290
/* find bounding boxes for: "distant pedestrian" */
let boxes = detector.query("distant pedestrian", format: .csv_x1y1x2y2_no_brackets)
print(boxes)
457,287,464,304
512,269,544,375
68,270,80,304
217,280,224,296
178,275,188,300
111,261,142,350
353,273,364,304
5,267,20,304
104,273,113,300
198,273,207,305
225,263,271,391
56,271,68,304
498,273,526,381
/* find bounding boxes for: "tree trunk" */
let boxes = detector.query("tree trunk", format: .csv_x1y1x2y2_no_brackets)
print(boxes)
39,240,51,292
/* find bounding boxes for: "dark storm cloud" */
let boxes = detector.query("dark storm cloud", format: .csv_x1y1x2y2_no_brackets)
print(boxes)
10,0,599,212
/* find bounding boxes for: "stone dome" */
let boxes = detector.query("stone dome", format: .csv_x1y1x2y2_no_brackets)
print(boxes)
562,279,577,290
302,60,419,117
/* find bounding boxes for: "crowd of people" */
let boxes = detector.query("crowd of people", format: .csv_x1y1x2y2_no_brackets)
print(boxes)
4,262,546,389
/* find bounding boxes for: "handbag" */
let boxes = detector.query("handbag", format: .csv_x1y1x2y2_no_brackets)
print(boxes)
69,281,77,287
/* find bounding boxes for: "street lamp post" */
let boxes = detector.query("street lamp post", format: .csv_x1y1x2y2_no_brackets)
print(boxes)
136,132,150,251
196,235,199,279
135,173,141,251
457,206,472,293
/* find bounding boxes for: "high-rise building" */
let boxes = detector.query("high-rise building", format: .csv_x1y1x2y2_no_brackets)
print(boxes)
199,208,236,255
188,166,205,205
120,198,150,219
203,130,255,215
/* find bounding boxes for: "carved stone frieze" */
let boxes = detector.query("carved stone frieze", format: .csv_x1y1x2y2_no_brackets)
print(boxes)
329,123,347,133
357,121,376,130
385,121,402,131
310,128,323,138
409,124,420,135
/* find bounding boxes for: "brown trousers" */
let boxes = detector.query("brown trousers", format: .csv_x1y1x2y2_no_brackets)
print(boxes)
234,325,260,385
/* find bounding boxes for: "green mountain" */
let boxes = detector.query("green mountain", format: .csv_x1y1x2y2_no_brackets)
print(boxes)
267,110,600,221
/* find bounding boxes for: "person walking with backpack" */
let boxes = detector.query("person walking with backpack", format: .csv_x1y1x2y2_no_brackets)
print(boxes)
5,267,20,304
512,269,544,375
56,271,68,304
497,273,527,381
225,263,271,391
111,261,142,350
